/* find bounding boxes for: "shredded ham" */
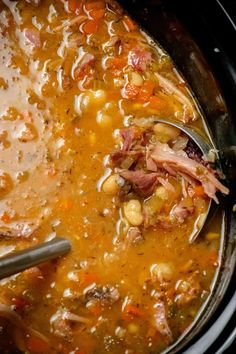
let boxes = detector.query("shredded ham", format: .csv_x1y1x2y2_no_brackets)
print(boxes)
120,170,159,196
24,28,41,48
153,301,173,344
121,127,135,151
157,176,175,193
171,201,194,223
128,47,152,72
149,142,229,203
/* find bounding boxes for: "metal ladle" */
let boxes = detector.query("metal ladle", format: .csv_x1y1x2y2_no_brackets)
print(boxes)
0,237,71,280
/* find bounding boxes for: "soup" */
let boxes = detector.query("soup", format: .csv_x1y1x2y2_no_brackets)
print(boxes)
0,0,229,353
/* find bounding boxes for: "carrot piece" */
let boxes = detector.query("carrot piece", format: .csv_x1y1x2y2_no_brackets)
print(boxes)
1,211,11,223
124,83,140,99
194,185,205,197
83,20,99,34
123,15,136,32
85,1,105,10
148,95,167,110
68,0,81,13
123,304,144,319
81,273,99,285
27,336,50,353
138,80,155,102
90,8,105,20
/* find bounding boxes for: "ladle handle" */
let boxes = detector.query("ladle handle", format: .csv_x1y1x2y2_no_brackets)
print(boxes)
0,237,71,279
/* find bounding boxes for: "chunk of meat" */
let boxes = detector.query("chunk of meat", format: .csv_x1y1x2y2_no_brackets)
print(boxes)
85,285,120,306
171,200,194,223
149,142,229,203
24,28,41,48
184,140,208,166
0,221,39,238
110,150,144,169
50,310,90,339
152,301,173,344
120,170,159,196
128,48,152,72
50,310,72,339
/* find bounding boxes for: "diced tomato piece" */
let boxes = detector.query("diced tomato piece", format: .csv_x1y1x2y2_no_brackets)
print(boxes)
27,336,50,353
85,1,105,11
123,304,144,319
81,272,99,285
90,8,105,20
74,66,87,80
124,83,140,99
67,0,81,13
138,80,155,102
123,15,136,32
83,20,99,34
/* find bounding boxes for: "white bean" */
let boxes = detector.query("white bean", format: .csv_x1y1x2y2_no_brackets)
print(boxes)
102,174,119,195
155,186,169,200
129,71,143,86
124,199,143,226
150,262,173,282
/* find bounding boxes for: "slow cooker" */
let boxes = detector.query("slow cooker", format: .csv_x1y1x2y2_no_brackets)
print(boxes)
119,0,236,352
